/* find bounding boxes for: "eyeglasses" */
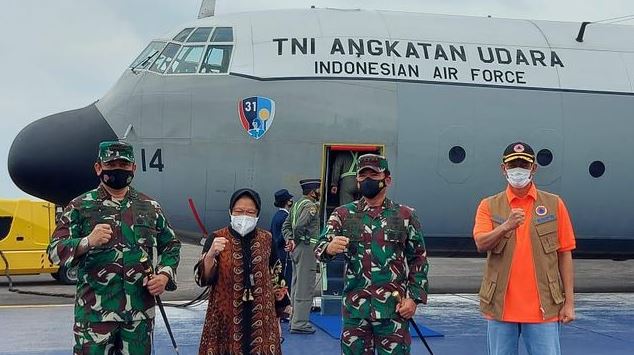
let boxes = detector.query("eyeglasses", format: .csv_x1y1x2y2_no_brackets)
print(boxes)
232,208,258,216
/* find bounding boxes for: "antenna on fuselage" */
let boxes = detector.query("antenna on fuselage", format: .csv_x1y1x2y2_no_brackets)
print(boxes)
577,14,634,42
575,21,591,42
198,0,216,18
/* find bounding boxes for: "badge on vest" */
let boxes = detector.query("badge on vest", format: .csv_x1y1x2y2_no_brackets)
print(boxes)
535,205,548,216
536,214,556,224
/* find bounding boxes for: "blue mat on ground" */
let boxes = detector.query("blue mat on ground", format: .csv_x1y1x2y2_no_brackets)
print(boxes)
309,313,444,339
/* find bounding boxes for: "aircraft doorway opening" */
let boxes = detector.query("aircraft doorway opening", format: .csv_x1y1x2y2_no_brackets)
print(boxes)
321,144,383,223
319,144,383,314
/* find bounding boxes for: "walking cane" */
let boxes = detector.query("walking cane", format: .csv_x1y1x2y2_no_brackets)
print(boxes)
141,256,180,354
392,291,434,355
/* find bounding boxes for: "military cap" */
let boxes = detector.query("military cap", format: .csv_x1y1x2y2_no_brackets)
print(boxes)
300,179,321,193
98,141,135,163
357,154,389,173
502,142,535,164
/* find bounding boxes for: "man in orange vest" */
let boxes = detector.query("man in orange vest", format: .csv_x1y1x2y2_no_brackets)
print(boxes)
473,142,576,355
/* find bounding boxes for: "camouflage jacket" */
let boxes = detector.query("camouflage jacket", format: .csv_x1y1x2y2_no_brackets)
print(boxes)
314,197,429,319
47,185,181,323
282,196,320,244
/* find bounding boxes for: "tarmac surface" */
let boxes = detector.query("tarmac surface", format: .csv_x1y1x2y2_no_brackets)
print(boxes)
1,293,633,354
1,244,634,354
2,244,634,305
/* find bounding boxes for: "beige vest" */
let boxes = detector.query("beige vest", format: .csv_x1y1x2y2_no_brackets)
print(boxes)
479,189,566,320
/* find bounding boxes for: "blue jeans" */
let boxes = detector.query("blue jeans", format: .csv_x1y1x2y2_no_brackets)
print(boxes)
487,320,561,355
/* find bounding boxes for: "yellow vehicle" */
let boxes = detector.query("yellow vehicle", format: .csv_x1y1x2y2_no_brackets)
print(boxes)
0,199,76,284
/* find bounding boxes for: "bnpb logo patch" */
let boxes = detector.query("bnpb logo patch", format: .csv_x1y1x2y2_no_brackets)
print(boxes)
237,96,276,140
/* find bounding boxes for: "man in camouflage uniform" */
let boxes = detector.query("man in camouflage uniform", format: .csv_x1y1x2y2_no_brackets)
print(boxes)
47,141,181,355
315,154,429,355
282,178,321,334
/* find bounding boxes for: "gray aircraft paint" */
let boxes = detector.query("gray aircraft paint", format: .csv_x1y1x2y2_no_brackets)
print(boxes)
15,8,634,254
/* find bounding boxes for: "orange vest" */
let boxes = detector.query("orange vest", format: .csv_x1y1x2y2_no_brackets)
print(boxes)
479,189,566,320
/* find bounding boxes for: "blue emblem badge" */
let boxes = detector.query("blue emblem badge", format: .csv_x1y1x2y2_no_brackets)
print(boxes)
536,205,548,216
238,96,276,139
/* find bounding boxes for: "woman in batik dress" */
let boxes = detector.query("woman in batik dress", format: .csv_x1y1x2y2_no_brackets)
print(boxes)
195,188,291,354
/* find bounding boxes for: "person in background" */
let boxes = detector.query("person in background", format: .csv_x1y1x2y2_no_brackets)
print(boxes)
271,188,295,322
282,179,321,334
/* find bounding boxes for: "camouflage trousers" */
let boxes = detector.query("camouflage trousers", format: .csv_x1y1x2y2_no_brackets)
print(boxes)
341,317,411,355
73,319,154,355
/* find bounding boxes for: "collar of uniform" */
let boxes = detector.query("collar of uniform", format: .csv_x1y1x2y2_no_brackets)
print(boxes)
97,184,137,201
358,197,393,217
505,182,537,202
97,185,109,200
127,187,139,199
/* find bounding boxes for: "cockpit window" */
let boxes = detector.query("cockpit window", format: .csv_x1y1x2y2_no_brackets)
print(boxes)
149,43,182,73
130,41,166,69
211,27,233,42
199,45,232,74
167,46,205,74
187,27,213,42
143,26,234,75
173,28,195,42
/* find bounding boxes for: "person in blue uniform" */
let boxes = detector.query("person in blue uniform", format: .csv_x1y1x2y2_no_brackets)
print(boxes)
270,189,294,304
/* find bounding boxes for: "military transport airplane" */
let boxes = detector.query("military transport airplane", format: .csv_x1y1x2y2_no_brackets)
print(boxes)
8,0,634,280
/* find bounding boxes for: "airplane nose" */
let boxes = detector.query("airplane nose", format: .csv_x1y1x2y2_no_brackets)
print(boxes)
8,103,118,205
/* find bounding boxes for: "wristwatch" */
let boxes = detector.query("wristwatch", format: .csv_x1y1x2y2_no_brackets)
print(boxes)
79,237,90,250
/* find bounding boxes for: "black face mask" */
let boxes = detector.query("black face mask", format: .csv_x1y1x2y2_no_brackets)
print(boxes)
100,169,134,190
359,179,385,199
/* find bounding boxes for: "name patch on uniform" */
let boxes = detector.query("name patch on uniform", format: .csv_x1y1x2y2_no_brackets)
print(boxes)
536,214,556,224
237,96,276,139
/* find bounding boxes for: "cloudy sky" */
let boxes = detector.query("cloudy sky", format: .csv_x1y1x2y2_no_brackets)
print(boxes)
1,0,633,199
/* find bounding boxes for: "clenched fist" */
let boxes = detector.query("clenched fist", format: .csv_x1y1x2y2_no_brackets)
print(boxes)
209,237,228,256
87,224,113,248
503,208,525,232
326,236,349,256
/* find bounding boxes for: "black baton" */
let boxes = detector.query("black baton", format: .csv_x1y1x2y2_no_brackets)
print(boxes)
408,316,435,355
141,256,180,354
392,291,434,355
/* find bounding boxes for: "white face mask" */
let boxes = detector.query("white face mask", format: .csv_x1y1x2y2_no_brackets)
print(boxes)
506,167,532,188
230,214,258,236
